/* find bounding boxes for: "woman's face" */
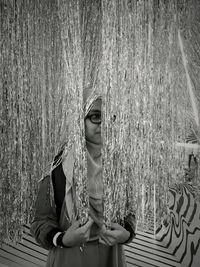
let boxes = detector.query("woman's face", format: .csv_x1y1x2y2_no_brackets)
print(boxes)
85,99,102,145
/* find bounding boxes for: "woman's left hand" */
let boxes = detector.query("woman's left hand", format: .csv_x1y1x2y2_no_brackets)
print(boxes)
99,223,130,246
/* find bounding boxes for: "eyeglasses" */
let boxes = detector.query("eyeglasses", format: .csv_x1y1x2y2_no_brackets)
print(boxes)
85,113,101,124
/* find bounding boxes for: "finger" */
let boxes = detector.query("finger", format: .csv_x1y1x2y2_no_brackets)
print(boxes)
81,217,94,232
100,235,112,246
99,237,107,245
71,220,80,230
76,218,93,237
102,229,118,238
99,224,107,235
87,217,94,226
110,223,123,230
101,235,116,246
84,224,92,237
85,226,92,237
83,234,90,243
99,229,116,243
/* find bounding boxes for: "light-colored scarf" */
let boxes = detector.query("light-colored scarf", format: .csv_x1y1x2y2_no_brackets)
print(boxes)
62,92,104,234
62,139,104,235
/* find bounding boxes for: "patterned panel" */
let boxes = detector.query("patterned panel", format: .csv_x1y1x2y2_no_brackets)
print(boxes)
156,183,200,267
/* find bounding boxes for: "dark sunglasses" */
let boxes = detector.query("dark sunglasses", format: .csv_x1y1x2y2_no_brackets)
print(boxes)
85,113,101,124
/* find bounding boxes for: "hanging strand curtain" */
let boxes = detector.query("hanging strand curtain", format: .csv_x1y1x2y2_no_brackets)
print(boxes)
0,0,65,242
100,0,185,228
0,0,102,242
1,0,200,243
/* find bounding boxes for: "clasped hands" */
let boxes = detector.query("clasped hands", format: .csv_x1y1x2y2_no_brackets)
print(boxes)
62,217,130,247
98,222,130,246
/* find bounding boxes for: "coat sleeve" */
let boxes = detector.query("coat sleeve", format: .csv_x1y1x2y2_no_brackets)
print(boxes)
123,213,136,244
30,176,61,250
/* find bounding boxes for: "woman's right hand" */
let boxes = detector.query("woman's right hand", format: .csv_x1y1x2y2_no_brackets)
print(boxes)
62,217,93,247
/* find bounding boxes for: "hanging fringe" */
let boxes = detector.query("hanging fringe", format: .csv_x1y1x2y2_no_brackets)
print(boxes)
1,0,200,243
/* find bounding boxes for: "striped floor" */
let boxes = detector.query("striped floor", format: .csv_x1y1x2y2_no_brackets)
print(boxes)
0,226,181,267
125,231,181,267
0,225,47,267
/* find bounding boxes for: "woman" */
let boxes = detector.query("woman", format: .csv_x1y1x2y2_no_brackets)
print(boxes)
30,92,136,267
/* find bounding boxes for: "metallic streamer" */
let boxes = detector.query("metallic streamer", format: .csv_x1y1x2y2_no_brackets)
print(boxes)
1,0,200,243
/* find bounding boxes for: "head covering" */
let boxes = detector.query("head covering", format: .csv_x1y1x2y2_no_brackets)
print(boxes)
61,88,103,232
83,85,102,116
82,86,103,198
